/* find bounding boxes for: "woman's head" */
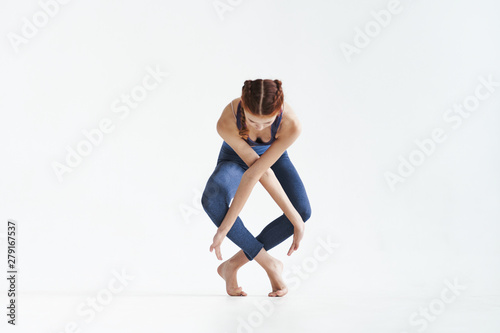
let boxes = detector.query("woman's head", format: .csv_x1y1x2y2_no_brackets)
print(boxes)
239,79,284,136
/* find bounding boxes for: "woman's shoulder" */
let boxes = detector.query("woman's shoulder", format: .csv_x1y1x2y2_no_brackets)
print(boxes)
281,100,298,122
231,97,242,112
217,98,241,132
276,100,300,139
219,97,300,136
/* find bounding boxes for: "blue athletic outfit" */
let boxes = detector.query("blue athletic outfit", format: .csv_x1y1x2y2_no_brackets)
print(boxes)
201,101,312,261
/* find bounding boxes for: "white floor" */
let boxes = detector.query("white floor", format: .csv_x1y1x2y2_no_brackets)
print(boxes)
3,293,500,332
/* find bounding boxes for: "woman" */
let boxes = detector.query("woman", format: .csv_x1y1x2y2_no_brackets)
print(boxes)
201,79,312,297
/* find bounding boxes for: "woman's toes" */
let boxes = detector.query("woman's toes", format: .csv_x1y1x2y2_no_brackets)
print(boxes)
275,289,288,297
268,287,288,297
238,287,247,296
229,286,247,296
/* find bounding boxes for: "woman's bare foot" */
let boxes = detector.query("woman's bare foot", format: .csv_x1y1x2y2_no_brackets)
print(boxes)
217,260,247,296
265,257,288,297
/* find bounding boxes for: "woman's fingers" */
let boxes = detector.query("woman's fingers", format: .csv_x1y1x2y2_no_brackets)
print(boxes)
215,246,222,260
287,224,305,256
287,234,302,256
209,243,222,260
210,231,224,260
210,246,220,260
287,240,297,256
210,240,221,258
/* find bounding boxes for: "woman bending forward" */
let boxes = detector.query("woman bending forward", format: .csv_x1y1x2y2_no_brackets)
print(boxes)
201,79,312,297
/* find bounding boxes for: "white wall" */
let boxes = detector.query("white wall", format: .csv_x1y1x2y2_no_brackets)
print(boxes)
1,0,499,298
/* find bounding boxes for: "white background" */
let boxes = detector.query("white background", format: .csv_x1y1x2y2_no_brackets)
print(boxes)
1,0,499,332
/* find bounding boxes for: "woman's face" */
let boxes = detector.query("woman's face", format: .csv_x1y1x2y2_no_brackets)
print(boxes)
244,110,276,131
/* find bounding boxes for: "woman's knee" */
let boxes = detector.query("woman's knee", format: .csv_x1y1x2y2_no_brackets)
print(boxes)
201,180,226,214
201,190,212,212
201,189,226,228
201,162,241,215
202,172,228,208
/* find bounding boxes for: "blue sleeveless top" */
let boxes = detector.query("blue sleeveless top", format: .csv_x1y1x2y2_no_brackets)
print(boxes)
235,101,284,146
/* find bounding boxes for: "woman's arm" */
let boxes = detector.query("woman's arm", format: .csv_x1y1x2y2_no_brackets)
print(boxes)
217,170,260,234
216,100,303,233
217,136,302,234
257,169,303,226
218,168,303,235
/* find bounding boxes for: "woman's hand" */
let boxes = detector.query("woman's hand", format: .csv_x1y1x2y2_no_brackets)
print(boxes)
210,229,227,260
287,222,305,256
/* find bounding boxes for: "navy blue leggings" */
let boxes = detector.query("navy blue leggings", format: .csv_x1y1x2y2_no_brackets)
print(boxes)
201,141,312,261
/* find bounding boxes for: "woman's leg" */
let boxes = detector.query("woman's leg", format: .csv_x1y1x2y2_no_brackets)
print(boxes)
202,144,309,297
202,160,268,296
255,153,312,252
201,161,265,261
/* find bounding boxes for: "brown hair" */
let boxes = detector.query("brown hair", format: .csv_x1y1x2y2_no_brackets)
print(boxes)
239,79,284,140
